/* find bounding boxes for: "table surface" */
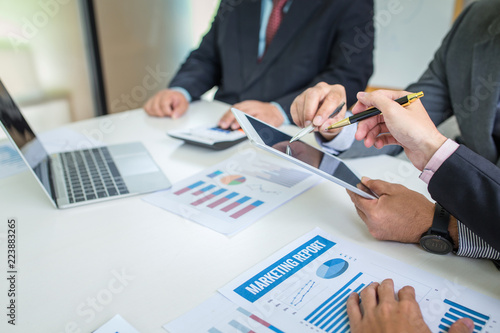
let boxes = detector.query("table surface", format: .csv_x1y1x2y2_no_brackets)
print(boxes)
0,100,498,333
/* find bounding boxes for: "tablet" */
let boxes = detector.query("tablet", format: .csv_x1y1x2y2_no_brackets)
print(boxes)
231,108,376,199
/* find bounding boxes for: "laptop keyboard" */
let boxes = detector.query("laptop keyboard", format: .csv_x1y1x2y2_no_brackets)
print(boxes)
60,147,129,203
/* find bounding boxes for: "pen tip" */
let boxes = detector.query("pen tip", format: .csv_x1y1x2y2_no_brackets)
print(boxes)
326,118,351,130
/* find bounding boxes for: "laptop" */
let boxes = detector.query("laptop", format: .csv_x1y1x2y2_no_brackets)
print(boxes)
0,78,171,208
231,108,377,199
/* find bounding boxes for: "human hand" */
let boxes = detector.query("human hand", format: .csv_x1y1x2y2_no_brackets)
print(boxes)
353,90,447,171
290,82,347,141
143,89,189,118
219,100,284,130
347,279,474,333
347,178,435,243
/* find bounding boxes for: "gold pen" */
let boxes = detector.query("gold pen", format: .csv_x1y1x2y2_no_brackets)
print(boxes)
326,91,424,130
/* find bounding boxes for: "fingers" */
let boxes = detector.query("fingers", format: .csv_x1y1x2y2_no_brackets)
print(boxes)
354,90,410,115
291,83,345,128
157,95,174,117
361,120,389,145
353,90,411,145
449,318,475,333
346,292,362,330
354,114,384,142
361,178,396,197
373,134,400,149
377,279,396,303
348,177,394,204
347,189,374,217
359,281,379,310
143,89,188,118
346,177,383,223
170,98,189,119
144,92,173,117
218,110,238,129
311,85,346,127
397,285,416,302
290,92,305,127
317,103,346,134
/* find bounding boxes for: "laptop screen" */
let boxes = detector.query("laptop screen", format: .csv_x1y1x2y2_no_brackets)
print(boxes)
0,79,53,196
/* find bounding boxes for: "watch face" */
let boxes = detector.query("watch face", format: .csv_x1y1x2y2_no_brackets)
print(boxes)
420,235,453,255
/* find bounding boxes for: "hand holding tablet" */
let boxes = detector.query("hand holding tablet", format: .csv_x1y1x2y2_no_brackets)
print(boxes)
231,108,376,199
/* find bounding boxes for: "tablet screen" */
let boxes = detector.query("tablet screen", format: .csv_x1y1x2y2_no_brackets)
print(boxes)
246,116,374,197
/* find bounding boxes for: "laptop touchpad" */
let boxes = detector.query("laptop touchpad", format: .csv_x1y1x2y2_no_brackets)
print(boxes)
115,154,159,176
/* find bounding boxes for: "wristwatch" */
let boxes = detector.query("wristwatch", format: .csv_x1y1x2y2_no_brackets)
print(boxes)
419,203,454,255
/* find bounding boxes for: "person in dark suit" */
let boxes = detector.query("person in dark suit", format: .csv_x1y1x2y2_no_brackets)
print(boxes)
291,0,500,260
144,0,374,133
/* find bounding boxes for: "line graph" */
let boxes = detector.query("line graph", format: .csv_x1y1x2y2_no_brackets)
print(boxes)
291,280,316,307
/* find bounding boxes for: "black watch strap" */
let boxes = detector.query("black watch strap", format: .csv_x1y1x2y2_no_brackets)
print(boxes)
420,203,454,254
429,203,451,235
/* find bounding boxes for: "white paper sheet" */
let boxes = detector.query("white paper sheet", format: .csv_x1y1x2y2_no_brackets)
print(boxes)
93,314,140,333
0,143,27,179
143,149,321,235
165,228,500,333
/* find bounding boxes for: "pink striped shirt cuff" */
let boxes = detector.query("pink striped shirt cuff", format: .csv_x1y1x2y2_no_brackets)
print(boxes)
420,139,460,184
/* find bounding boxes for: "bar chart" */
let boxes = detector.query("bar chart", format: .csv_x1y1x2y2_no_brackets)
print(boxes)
207,170,223,178
438,299,490,332
207,307,285,333
221,195,251,213
173,171,266,219
143,149,320,234
207,191,239,208
174,180,205,195
166,229,500,333
303,272,367,333
191,188,228,206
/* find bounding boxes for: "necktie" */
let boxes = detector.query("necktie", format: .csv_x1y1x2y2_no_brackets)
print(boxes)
265,0,288,50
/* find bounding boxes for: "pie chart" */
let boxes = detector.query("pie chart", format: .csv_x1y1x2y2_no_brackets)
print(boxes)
316,259,349,279
221,175,246,185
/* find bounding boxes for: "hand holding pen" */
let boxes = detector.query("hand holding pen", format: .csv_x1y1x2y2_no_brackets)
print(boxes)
290,101,345,143
290,83,348,141
327,91,423,130
352,90,444,171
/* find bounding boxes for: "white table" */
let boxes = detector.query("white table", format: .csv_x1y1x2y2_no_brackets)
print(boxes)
0,100,498,333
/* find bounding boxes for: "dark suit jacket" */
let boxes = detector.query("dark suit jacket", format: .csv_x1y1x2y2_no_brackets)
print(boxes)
337,0,500,254
169,0,374,120
341,0,500,163
429,145,500,252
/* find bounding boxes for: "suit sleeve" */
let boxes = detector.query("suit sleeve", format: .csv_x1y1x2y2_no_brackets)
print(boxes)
275,0,374,117
339,4,477,159
406,4,476,126
428,145,500,252
168,7,223,101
